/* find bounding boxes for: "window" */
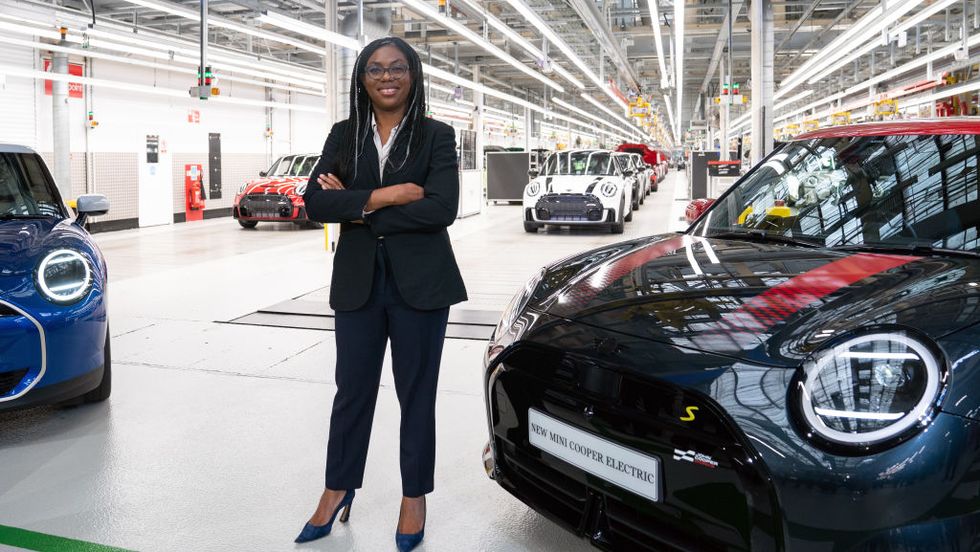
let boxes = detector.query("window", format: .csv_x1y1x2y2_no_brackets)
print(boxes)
0,154,62,219
693,134,980,253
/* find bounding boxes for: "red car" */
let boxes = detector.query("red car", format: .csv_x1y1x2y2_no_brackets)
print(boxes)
685,197,715,223
618,143,668,193
233,153,321,229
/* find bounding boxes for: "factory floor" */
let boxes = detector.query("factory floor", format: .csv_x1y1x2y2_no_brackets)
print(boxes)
0,171,688,552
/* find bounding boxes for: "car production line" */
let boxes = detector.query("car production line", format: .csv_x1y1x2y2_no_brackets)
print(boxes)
0,173,685,552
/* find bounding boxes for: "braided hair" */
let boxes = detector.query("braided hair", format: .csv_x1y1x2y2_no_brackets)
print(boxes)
335,37,428,183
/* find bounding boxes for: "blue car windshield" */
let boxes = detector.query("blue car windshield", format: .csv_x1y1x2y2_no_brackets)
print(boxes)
690,134,980,253
0,153,63,219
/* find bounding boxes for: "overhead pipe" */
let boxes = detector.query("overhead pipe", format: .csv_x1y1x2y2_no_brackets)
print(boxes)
565,0,640,91
698,0,744,93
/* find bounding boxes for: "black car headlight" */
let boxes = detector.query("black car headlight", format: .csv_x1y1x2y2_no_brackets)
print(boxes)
487,268,545,365
494,267,545,340
794,330,945,453
600,182,618,197
526,181,541,197
36,249,93,304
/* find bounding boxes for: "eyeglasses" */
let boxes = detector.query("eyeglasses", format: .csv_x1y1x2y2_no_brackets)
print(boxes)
364,64,409,81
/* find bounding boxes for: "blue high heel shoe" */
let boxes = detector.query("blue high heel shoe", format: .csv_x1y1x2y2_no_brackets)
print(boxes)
395,497,425,552
294,489,355,544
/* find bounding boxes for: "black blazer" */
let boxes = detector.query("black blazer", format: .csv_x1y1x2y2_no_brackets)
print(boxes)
303,118,468,312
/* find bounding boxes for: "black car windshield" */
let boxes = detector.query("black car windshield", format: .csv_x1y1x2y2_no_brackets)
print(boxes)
0,153,63,219
541,151,617,176
690,134,980,253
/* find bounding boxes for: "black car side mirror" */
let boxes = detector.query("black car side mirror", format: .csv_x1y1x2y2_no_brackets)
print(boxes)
528,170,539,178
259,170,268,177
624,170,635,177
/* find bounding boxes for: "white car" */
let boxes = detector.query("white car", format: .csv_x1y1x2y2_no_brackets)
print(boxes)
627,152,656,197
523,150,634,234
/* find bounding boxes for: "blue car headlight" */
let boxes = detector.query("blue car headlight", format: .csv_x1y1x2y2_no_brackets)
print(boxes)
35,249,93,305
794,330,945,452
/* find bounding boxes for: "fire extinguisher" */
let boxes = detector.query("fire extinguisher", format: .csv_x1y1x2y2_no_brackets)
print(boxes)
190,177,206,211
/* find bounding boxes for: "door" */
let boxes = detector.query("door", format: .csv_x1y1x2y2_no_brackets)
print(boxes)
138,135,173,227
208,132,222,199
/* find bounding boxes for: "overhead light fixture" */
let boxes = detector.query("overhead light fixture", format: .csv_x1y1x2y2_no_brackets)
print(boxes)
664,93,678,142
579,93,635,131
802,0,956,88
899,78,980,109
553,97,637,138
0,64,328,112
122,0,330,57
777,0,922,96
430,101,473,115
398,0,564,93
77,26,325,89
647,0,669,88
0,34,323,96
17,11,328,80
674,0,684,136
256,11,358,50
0,12,328,90
499,0,606,90
451,0,585,89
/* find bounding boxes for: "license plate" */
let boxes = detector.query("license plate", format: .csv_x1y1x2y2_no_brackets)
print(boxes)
528,408,661,502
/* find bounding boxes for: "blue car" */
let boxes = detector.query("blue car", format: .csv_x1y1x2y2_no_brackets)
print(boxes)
0,144,111,412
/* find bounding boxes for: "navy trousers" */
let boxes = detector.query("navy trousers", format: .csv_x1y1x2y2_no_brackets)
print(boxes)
324,240,450,497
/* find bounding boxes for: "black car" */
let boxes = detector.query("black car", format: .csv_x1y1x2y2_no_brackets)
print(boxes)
482,121,980,551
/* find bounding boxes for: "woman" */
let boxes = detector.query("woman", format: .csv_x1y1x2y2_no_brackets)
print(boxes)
296,37,467,552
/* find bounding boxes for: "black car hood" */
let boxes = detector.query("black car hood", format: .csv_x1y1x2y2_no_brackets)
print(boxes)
537,234,980,367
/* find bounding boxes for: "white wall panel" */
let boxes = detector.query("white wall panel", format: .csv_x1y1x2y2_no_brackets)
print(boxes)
0,44,38,148
291,92,331,154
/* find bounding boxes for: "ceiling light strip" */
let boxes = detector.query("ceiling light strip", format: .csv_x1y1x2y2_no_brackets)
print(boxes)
400,0,563,92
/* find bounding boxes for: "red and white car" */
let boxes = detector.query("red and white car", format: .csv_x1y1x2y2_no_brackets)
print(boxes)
233,153,321,229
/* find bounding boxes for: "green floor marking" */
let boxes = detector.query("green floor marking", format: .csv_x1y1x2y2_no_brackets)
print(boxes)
0,525,134,552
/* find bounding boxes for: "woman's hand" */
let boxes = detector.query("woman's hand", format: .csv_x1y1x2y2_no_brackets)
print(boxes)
318,173,346,190
366,183,424,211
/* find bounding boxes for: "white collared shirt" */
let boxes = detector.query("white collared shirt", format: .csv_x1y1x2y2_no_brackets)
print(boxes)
364,113,406,217
371,113,405,181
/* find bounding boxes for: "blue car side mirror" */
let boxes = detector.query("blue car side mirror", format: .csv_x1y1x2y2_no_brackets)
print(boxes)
75,194,110,227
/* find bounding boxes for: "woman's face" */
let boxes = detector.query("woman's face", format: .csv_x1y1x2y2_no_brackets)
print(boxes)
362,45,412,113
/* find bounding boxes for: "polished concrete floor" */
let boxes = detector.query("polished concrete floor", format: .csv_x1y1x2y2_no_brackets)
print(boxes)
0,171,688,552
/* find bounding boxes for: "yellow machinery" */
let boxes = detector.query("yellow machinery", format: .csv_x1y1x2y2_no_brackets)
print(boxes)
874,99,899,118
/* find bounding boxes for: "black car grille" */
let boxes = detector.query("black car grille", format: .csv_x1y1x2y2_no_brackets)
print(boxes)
0,369,28,396
239,193,293,219
535,194,604,222
489,346,776,551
